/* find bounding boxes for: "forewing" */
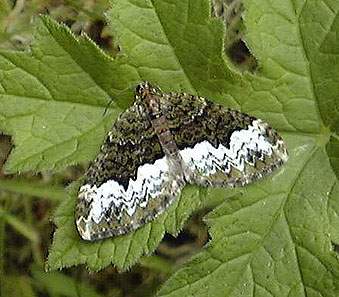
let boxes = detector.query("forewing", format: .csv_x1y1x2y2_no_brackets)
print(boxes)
76,101,185,241
165,95,288,187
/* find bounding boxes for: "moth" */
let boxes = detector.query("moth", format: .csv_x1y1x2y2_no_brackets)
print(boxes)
76,82,288,241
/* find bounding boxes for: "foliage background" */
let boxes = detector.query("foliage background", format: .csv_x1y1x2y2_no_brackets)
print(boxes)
0,0,338,297
0,1,184,296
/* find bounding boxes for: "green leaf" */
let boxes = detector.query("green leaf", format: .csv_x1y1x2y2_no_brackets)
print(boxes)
32,266,104,297
0,0,10,21
327,135,339,179
108,0,239,105
307,3,339,134
0,178,65,202
0,0,10,45
2,275,36,297
0,207,40,243
47,0,244,271
1,1,338,293
47,183,203,271
0,16,138,173
157,1,339,296
328,181,339,244
158,135,339,296
139,255,175,275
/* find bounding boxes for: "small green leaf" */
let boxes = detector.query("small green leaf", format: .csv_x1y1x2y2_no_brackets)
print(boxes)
0,207,39,243
139,255,175,275
0,178,65,202
32,266,104,297
2,275,36,297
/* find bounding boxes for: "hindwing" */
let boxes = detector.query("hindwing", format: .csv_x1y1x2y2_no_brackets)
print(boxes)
76,101,185,241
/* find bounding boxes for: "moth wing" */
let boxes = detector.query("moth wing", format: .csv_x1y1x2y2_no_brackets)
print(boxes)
166,96,288,187
76,102,185,241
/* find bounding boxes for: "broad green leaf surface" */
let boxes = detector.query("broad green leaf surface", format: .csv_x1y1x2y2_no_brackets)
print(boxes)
0,16,139,173
157,0,339,296
108,0,238,103
0,1,338,295
158,135,339,297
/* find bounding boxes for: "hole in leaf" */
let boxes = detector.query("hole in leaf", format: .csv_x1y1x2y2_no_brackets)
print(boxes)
0,134,13,174
227,40,258,71
331,242,339,253
157,209,210,261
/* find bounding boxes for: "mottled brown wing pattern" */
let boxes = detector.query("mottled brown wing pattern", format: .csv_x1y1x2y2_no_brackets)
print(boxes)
76,99,185,241
163,94,288,187
76,82,288,241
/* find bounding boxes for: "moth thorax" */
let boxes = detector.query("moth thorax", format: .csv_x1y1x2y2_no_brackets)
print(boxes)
150,115,178,156
144,95,162,119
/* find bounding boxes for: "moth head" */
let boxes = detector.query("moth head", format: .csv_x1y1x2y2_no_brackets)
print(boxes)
135,82,163,115
136,81,161,99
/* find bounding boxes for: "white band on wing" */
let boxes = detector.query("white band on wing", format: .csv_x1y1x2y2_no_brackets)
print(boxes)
179,120,285,176
80,156,170,223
